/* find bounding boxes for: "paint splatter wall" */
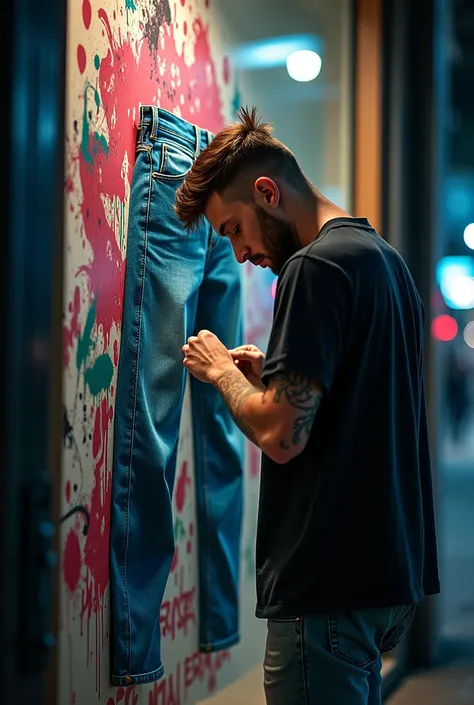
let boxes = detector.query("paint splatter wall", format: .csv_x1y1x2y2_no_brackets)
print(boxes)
60,1,276,703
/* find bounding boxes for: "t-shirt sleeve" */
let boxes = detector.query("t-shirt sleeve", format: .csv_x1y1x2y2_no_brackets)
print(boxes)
261,255,352,392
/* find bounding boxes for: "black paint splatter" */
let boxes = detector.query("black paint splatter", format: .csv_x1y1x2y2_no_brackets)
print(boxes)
143,0,172,76
60,505,90,536
62,406,84,488
63,407,74,447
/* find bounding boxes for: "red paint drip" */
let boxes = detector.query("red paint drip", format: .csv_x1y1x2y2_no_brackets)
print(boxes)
83,397,111,597
175,461,191,514
82,0,92,29
65,479,71,503
63,529,82,593
170,544,179,573
77,44,87,74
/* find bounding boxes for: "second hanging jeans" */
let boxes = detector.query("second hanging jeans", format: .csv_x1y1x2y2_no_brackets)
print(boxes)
110,106,244,687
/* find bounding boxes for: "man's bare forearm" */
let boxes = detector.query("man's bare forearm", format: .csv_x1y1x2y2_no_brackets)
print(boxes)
212,369,265,446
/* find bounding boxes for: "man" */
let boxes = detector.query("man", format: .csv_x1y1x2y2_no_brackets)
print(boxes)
175,107,440,705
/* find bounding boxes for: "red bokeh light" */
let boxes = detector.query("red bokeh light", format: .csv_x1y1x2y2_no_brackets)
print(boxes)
431,314,458,341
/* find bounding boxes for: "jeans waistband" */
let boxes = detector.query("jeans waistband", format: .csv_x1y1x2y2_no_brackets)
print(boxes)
138,106,213,156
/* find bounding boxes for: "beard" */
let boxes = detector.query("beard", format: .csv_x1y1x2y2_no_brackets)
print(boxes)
254,205,300,275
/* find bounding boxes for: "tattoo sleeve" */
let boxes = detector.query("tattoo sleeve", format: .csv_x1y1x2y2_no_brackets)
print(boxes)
271,371,323,450
213,370,261,445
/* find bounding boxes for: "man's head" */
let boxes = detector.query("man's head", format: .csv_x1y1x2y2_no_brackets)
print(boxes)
174,107,309,274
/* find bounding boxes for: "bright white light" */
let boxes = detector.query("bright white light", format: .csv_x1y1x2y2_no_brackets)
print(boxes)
441,275,474,310
286,50,322,82
463,321,474,348
463,223,474,250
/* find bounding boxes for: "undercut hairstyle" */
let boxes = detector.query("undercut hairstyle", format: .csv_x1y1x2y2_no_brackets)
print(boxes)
174,106,307,232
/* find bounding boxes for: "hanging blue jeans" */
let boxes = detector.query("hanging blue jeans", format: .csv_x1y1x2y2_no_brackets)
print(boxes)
110,106,244,687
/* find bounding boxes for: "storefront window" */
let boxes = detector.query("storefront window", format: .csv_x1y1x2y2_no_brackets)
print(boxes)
436,0,474,651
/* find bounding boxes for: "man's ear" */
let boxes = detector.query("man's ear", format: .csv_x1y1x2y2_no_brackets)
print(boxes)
254,177,280,209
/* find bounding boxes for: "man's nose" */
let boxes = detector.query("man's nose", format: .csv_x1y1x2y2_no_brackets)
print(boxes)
231,243,250,264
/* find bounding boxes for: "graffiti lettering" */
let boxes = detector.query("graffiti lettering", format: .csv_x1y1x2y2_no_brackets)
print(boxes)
106,686,139,705
184,650,231,695
148,663,181,705
148,650,230,705
160,567,196,641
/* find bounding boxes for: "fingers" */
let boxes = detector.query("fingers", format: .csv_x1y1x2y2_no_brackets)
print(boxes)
230,344,261,354
230,349,263,361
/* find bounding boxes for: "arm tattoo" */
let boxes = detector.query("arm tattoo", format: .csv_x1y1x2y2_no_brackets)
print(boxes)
271,372,323,449
214,370,260,445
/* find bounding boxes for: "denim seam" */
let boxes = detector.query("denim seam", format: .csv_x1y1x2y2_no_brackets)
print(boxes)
121,147,154,674
299,618,309,705
198,385,212,646
111,663,164,686
198,632,240,652
139,123,199,153
327,614,374,668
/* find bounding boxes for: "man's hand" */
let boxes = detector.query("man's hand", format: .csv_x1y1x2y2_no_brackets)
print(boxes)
182,330,235,384
229,344,265,390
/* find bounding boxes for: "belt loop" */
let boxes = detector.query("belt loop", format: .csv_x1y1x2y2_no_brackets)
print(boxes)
194,125,201,159
151,106,159,140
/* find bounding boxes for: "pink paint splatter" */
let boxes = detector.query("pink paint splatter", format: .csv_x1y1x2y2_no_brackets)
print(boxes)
248,442,261,478
175,461,191,514
170,545,179,573
77,44,87,74
63,530,82,593
63,285,82,367
82,0,92,29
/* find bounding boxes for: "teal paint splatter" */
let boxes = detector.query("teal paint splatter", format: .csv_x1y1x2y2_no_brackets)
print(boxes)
81,82,106,166
93,132,109,156
76,299,97,371
94,54,100,70
85,354,114,396
173,517,186,541
81,87,94,166
231,83,241,117
125,0,136,24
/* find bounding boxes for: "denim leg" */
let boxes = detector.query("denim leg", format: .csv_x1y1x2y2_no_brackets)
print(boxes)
110,139,207,686
263,607,416,705
367,655,383,705
264,619,308,705
190,233,245,650
264,612,388,705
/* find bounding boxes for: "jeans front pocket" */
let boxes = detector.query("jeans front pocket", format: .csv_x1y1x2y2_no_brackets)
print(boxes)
152,142,194,181
327,612,378,668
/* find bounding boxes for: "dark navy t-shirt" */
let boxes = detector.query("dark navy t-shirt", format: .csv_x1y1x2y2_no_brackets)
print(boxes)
256,217,440,617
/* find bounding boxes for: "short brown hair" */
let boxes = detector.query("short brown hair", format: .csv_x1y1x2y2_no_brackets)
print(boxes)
174,106,304,232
